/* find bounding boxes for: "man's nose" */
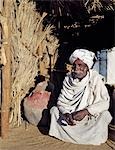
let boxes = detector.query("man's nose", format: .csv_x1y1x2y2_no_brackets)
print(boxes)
74,64,81,70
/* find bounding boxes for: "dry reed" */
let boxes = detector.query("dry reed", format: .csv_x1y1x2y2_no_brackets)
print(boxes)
6,0,59,126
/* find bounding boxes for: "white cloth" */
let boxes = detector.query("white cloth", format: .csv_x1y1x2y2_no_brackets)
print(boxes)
49,69,112,145
69,49,96,68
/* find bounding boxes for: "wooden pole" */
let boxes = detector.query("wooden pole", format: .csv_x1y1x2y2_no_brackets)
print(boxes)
1,0,11,139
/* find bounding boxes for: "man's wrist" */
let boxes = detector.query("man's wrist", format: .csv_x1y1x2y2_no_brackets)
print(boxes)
84,109,90,115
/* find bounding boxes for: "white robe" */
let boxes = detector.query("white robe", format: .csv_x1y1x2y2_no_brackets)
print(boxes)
49,69,112,145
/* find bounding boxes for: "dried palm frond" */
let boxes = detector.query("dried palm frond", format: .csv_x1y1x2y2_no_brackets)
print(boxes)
84,0,114,13
84,0,103,13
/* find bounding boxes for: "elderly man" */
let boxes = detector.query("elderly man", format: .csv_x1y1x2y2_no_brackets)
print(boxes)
49,49,112,145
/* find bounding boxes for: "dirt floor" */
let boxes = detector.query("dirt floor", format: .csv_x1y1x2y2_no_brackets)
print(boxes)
0,122,115,150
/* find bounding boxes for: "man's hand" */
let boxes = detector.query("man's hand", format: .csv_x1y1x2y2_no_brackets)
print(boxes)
63,113,76,126
72,109,89,121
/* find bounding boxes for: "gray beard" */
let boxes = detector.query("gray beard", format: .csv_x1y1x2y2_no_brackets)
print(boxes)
72,72,79,79
71,71,87,80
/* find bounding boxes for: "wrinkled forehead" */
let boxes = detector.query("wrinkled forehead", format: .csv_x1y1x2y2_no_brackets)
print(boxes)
73,58,86,65
73,58,89,69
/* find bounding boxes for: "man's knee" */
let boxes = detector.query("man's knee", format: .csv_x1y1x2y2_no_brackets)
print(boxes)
101,110,112,124
50,106,59,115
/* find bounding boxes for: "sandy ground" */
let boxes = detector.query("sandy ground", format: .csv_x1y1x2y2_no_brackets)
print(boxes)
0,122,115,150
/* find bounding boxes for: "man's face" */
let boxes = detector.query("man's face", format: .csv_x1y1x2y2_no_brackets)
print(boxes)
72,58,89,79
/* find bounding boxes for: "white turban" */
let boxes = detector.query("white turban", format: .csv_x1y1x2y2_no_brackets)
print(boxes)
69,49,96,69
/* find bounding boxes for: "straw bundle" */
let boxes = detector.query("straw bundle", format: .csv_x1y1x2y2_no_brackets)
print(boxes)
8,0,59,126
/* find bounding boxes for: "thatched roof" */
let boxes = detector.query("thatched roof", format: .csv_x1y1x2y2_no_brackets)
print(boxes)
27,0,114,78
35,0,114,19
34,0,114,61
